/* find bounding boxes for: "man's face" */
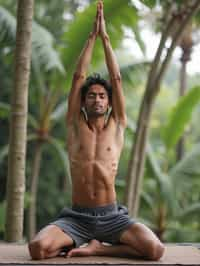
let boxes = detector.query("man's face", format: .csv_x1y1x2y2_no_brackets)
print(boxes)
84,84,109,117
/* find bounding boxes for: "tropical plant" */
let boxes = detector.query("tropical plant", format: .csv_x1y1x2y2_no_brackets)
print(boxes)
125,0,200,217
141,142,200,242
5,0,34,242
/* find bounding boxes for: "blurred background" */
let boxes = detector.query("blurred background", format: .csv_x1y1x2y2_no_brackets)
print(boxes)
0,0,200,243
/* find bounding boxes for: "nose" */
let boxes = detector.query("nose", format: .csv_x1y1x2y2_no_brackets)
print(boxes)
94,95,101,102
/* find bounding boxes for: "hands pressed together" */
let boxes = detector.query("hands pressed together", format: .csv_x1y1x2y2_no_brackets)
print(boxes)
93,0,107,38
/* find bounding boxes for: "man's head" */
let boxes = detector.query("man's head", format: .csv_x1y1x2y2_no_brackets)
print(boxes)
81,73,112,118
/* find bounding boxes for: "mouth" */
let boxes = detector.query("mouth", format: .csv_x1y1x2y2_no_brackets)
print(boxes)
93,105,102,110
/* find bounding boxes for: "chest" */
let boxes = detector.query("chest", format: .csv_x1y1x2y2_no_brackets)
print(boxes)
67,117,124,160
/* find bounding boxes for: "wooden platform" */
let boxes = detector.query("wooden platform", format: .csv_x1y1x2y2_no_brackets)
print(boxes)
0,243,200,265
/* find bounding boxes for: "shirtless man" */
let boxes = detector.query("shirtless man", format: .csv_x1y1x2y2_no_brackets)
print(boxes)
29,1,164,261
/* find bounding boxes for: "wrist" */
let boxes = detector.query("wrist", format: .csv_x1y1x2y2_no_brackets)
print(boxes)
101,33,109,42
89,31,97,41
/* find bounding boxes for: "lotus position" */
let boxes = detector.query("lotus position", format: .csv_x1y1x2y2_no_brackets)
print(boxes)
29,1,164,261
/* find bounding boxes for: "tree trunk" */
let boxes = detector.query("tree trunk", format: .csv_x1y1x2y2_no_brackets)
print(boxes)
176,28,193,161
176,56,187,161
28,141,43,240
5,0,34,242
125,94,154,216
125,1,200,217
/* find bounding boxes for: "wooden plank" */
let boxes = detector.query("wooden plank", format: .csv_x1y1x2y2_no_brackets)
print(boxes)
0,243,200,265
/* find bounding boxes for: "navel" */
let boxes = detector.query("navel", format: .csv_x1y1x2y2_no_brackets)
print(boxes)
107,147,111,152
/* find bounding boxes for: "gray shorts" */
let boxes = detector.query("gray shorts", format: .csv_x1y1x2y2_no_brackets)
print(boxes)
51,203,135,247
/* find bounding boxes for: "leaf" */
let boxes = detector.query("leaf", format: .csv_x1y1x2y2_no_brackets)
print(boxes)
0,102,38,129
162,86,200,149
50,101,67,122
0,201,6,232
0,6,65,73
120,61,150,85
146,143,178,215
169,143,200,183
47,137,72,191
0,145,8,165
61,0,139,87
0,6,16,41
32,22,65,74
178,202,200,219
140,0,156,8
0,102,10,118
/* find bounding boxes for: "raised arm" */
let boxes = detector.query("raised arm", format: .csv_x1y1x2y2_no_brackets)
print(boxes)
99,1,127,127
67,5,100,123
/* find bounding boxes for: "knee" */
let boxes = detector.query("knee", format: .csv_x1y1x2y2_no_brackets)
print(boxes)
28,238,51,260
146,240,165,261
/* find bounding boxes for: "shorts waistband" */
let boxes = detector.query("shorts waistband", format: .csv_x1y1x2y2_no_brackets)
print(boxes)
72,203,117,216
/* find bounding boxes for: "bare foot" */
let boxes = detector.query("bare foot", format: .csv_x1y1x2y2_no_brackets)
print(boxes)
66,239,102,258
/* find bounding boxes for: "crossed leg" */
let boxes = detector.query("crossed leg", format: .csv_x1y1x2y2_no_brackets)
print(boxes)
28,225,74,259
67,223,165,261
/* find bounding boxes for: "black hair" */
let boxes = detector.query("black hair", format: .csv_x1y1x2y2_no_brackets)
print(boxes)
81,73,112,102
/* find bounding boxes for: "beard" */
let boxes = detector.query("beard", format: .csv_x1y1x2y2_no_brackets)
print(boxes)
86,106,107,118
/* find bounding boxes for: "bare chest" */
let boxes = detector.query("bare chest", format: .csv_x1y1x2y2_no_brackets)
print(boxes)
67,117,124,162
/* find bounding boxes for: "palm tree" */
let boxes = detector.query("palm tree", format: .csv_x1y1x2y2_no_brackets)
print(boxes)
176,20,200,160
0,3,69,240
141,142,200,242
27,88,71,240
1,0,141,240
5,0,34,242
0,5,65,74
126,84,200,241
125,0,200,217
149,84,200,240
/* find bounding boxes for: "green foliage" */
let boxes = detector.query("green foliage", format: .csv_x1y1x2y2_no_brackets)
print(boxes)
32,22,65,74
1,0,200,242
0,5,65,74
120,61,150,86
141,142,200,241
0,201,5,233
146,144,177,216
0,6,15,41
47,137,71,190
61,0,139,87
162,86,200,150
140,0,156,8
0,144,8,165
169,143,200,193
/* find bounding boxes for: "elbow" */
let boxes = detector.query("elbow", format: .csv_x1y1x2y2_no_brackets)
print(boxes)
119,115,127,128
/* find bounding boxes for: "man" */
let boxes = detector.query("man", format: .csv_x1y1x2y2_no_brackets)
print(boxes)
29,1,164,260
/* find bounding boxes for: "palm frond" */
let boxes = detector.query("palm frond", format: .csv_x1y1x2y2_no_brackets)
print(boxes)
0,102,38,129
120,61,150,85
0,5,65,74
0,6,16,42
32,22,65,74
61,0,139,87
162,86,200,150
0,201,6,232
0,145,8,165
0,102,10,118
169,143,200,183
47,137,72,192
50,101,67,122
146,143,178,215
178,202,200,220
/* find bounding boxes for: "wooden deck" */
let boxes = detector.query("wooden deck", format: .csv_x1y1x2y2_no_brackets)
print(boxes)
0,243,200,265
